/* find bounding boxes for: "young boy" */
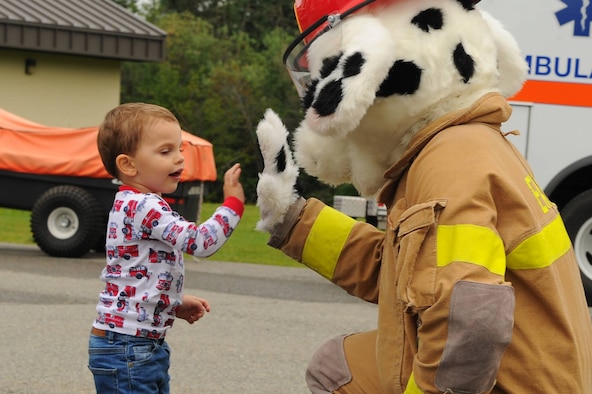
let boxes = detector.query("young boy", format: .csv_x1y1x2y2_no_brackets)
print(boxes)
88,102,245,393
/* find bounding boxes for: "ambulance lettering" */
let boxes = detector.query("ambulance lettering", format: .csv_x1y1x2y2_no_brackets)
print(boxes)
527,1,592,80
506,0,592,106
526,55,592,79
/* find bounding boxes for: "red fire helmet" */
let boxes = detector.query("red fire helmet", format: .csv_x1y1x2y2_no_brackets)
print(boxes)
294,0,377,44
295,0,482,37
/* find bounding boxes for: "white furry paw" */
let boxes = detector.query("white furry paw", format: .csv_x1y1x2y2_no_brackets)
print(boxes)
256,109,300,232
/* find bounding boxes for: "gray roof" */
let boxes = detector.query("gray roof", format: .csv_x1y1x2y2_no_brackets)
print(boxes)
0,0,166,62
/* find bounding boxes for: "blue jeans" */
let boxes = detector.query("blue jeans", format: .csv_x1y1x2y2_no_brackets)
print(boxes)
88,330,171,394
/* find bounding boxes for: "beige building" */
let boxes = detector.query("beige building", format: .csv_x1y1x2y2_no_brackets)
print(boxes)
0,0,166,127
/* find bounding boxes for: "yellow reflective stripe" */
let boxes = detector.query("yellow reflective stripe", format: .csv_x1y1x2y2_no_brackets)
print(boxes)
302,207,356,280
507,215,572,270
404,372,424,394
437,224,506,276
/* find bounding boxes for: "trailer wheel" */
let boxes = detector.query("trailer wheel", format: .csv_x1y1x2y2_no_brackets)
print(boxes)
561,189,592,306
93,214,107,254
31,185,103,258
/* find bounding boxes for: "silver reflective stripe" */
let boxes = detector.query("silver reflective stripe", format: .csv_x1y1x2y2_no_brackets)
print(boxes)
435,281,514,393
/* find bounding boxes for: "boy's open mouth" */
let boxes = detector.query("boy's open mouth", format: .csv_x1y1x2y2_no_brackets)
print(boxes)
170,170,183,178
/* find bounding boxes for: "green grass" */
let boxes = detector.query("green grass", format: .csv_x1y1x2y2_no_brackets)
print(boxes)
0,204,300,267
199,203,300,267
0,208,35,244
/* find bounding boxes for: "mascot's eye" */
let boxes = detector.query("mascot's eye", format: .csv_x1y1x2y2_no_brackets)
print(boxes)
320,53,343,78
313,79,343,117
343,52,365,78
302,79,319,111
453,43,475,83
411,8,444,32
456,0,477,11
377,60,422,97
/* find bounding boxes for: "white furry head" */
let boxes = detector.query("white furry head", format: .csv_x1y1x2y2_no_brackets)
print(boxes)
292,0,527,196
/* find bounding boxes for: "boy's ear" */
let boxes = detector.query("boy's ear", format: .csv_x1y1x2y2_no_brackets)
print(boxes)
116,154,137,177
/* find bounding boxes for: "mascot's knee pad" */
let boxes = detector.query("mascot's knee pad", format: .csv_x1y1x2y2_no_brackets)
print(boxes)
305,334,352,393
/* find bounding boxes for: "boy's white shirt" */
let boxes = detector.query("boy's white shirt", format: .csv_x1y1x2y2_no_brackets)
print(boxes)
93,188,240,338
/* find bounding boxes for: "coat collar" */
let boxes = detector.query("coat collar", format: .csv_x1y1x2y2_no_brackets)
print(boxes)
378,92,513,202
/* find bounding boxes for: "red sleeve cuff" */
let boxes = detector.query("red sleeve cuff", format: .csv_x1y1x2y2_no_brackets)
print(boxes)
222,196,245,218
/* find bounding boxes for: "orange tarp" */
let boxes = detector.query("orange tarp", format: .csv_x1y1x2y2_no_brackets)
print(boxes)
0,108,217,182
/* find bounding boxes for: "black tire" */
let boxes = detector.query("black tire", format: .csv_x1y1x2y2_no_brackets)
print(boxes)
561,189,592,306
93,214,108,254
30,185,103,258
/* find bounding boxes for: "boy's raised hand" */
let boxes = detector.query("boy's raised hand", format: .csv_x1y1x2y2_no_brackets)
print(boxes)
223,163,245,203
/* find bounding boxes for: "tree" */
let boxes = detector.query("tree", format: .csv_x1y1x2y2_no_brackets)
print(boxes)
119,5,344,204
159,0,297,40
111,0,140,14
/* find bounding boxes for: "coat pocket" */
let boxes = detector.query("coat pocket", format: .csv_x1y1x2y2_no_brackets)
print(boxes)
395,199,446,308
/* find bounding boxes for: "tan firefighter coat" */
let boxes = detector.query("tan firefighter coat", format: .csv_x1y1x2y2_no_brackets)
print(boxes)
269,92,592,393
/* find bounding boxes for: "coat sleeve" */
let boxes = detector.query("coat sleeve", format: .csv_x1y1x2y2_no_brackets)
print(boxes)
269,197,385,303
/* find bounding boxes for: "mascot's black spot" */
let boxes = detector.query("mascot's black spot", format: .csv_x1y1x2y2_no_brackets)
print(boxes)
343,52,365,78
456,0,476,10
320,53,343,78
313,79,343,116
302,79,319,111
453,43,475,83
275,148,287,172
411,8,444,32
294,179,304,195
376,60,422,97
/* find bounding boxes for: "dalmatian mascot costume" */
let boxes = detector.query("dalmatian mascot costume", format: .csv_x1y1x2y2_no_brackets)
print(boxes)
255,0,592,392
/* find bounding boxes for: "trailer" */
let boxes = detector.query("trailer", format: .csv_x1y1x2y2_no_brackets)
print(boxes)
479,0,592,303
0,108,217,258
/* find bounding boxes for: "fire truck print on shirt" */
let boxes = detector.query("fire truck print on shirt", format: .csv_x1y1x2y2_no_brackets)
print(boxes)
94,187,240,339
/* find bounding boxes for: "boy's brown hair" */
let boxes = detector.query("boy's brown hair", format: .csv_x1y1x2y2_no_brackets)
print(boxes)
97,103,179,178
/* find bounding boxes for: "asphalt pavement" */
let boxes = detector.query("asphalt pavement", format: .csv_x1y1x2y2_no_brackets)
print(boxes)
1,243,591,394
0,243,377,394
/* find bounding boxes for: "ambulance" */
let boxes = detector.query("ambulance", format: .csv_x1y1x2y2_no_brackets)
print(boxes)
481,0,592,303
